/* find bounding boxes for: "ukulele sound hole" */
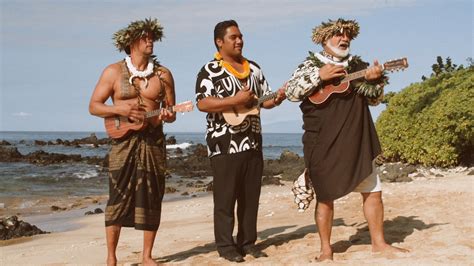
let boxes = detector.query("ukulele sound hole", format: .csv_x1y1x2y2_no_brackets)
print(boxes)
127,118,134,123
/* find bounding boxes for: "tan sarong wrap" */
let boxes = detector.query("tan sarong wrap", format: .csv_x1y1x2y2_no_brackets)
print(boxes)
105,125,166,231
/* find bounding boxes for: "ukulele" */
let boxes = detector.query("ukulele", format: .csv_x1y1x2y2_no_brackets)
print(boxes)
308,58,408,105
104,101,193,139
222,91,279,126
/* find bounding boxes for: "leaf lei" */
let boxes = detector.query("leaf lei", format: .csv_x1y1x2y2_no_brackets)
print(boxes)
306,51,387,98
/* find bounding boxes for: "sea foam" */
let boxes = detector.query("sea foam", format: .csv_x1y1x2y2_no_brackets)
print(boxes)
72,170,99,180
166,142,192,150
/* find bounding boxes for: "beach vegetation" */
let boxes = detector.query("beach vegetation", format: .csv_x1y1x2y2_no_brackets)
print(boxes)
376,57,473,167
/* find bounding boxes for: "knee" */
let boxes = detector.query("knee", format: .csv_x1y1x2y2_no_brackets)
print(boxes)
363,192,383,204
316,200,334,212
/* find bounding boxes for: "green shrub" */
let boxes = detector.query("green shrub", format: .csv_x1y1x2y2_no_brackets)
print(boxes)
376,67,474,167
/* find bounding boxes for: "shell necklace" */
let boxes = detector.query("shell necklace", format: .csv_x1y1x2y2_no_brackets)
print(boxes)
125,56,154,89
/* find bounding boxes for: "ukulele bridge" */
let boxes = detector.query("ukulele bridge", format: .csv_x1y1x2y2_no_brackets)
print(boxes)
114,117,120,129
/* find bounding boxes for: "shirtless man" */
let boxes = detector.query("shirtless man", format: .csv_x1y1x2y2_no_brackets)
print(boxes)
89,18,175,266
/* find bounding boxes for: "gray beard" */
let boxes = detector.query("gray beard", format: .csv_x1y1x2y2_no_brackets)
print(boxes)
326,42,350,59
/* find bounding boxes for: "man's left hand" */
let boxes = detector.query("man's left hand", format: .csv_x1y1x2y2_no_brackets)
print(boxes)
159,108,176,123
365,60,383,81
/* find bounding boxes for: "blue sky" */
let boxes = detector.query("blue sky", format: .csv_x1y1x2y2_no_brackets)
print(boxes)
1,0,472,133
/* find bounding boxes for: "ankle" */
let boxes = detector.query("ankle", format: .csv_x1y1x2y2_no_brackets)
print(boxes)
106,256,117,266
142,256,158,266
372,242,389,251
320,244,332,253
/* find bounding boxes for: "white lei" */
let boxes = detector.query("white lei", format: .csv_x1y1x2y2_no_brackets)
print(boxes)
314,52,352,67
125,56,154,88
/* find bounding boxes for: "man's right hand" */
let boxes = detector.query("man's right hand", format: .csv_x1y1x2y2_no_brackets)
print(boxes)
319,64,346,81
233,85,256,106
117,104,146,123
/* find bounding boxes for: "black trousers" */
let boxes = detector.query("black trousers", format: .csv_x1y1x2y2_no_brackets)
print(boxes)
210,150,263,255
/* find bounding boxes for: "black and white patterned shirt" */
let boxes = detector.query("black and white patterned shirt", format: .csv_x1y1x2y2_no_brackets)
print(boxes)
195,58,272,157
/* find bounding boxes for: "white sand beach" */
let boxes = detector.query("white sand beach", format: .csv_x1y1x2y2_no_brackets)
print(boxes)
1,170,473,265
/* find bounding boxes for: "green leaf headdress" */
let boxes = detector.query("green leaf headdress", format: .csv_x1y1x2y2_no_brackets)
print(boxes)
113,18,164,54
311,18,359,44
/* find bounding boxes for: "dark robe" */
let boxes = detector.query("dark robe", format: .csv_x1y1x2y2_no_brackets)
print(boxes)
301,65,382,201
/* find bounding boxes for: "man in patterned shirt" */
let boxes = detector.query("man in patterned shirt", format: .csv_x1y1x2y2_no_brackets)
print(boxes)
285,19,408,261
195,20,286,263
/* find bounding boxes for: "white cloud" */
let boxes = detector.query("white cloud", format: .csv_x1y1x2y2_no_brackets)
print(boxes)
12,112,32,117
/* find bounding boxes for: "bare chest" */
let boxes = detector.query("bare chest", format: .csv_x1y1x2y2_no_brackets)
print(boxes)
114,73,165,102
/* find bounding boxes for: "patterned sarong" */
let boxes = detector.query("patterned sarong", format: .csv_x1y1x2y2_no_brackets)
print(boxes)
105,125,166,231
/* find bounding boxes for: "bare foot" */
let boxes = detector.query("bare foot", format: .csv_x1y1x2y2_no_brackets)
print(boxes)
373,243,409,253
316,251,333,262
142,257,159,266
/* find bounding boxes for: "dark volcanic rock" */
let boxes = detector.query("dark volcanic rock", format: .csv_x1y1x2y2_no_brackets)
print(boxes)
34,140,47,146
167,144,212,177
166,135,177,145
165,186,178,193
262,175,283,186
0,140,11,146
23,150,104,166
378,163,416,182
0,216,49,240
41,133,112,147
85,208,104,215
0,146,23,162
0,147,106,166
168,147,305,181
263,150,305,181
50,205,67,211
414,173,425,177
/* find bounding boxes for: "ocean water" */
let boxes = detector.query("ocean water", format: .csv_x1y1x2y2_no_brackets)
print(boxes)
0,131,303,198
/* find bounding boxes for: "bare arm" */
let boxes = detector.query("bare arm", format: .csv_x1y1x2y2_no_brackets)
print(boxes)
158,67,176,123
261,85,287,109
197,88,255,113
88,64,144,121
